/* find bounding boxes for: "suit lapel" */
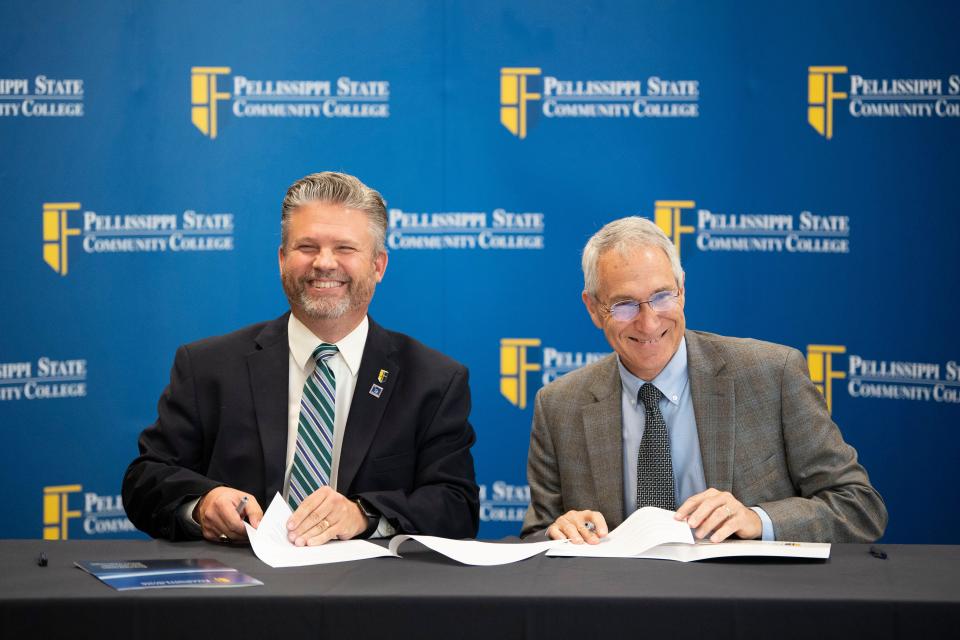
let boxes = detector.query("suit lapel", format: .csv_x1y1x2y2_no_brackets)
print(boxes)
337,318,398,493
248,313,291,501
686,331,735,493
581,356,625,523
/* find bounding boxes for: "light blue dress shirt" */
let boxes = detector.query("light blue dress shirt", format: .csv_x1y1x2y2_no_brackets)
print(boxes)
619,338,774,540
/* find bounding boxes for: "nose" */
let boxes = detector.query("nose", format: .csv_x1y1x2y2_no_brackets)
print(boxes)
632,301,661,333
311,248,338,271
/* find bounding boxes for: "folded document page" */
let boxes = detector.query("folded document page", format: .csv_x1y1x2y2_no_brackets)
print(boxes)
547,506,694,558
546,506,830,560
389,535,566,566
245,493,393,568
636,539,830,562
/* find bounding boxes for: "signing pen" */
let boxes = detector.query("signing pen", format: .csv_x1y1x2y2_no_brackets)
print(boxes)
236,496,249,517
869,545,887,559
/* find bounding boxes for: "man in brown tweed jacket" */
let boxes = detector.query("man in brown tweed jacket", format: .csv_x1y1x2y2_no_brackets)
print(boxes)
522,217,886,544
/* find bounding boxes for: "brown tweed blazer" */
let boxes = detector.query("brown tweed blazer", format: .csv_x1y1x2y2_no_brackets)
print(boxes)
522,330,887,542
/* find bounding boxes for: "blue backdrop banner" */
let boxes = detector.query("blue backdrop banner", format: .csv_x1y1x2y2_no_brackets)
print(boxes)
1,0,957,542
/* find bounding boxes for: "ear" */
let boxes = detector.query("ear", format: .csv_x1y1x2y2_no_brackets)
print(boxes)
582,291,604,329
374,250,388,282
278,245,285,275
677,273,686,309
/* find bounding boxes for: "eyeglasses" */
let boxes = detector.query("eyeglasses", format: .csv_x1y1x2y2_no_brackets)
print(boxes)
601,290,680,322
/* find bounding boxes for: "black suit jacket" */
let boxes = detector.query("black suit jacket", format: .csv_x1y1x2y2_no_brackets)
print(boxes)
122,313,479,541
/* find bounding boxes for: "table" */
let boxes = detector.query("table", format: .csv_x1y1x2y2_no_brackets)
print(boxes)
2,540,958,639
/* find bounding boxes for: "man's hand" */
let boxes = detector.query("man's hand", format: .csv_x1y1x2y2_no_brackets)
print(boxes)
547,509,609,545
674,488,761,542
286,487,368,546
194,487,263,543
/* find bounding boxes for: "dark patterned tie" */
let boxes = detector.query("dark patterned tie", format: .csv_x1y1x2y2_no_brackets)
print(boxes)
636,383,676,510
288,343,339,509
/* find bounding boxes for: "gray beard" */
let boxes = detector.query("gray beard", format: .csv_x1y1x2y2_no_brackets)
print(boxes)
283,268,375,321
296,286,352,319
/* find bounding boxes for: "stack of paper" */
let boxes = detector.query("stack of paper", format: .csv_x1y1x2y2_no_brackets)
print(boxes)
244,496,829,567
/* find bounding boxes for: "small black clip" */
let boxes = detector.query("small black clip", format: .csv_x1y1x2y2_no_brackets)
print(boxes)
37,552,48,567
869,546,887,560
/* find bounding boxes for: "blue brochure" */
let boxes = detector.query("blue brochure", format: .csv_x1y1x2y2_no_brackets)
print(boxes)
75,558,263,591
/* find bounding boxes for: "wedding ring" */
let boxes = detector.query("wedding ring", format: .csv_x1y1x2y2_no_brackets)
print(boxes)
219,533,229,543
723,505,733,519
321,519,330,530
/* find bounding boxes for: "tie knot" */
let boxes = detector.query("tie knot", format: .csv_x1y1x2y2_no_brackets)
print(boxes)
312,343,339,364
638,383,662,409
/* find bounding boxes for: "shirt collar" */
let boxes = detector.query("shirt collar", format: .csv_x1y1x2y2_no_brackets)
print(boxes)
617,337,689,407
288,313,368,377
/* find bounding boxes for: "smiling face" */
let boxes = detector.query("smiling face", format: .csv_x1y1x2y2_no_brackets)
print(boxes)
583,244,685,381
279,201,387,340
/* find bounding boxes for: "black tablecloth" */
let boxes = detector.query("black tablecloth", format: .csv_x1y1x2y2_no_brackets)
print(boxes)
2,540,958,639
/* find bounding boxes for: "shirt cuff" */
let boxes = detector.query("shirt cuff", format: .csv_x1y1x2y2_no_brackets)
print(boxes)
750,506,775,541
372,516,396,539
179,497,203,537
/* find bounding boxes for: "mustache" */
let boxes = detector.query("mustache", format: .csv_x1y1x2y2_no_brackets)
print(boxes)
300,269,352,283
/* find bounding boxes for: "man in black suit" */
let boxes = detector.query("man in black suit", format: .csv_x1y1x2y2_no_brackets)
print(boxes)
122,172,479,545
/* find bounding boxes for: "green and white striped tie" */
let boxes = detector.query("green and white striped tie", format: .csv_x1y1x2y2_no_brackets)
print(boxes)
288,343,339,509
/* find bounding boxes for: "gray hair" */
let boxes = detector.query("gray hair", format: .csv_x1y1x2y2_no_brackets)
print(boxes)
582,216,684,298
280,172,387,254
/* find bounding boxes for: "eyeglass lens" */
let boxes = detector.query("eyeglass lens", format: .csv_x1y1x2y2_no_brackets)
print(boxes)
609,291,677,322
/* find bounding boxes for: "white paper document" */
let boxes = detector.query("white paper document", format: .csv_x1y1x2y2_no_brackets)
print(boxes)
547,506,694,558
635,539,831,562
388,535,566,566
545,506,830,561
244,494,394,568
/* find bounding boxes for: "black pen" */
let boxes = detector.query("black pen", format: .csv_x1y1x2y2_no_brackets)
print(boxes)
869,545,887,559
37,552,47,567
236,496,249,519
